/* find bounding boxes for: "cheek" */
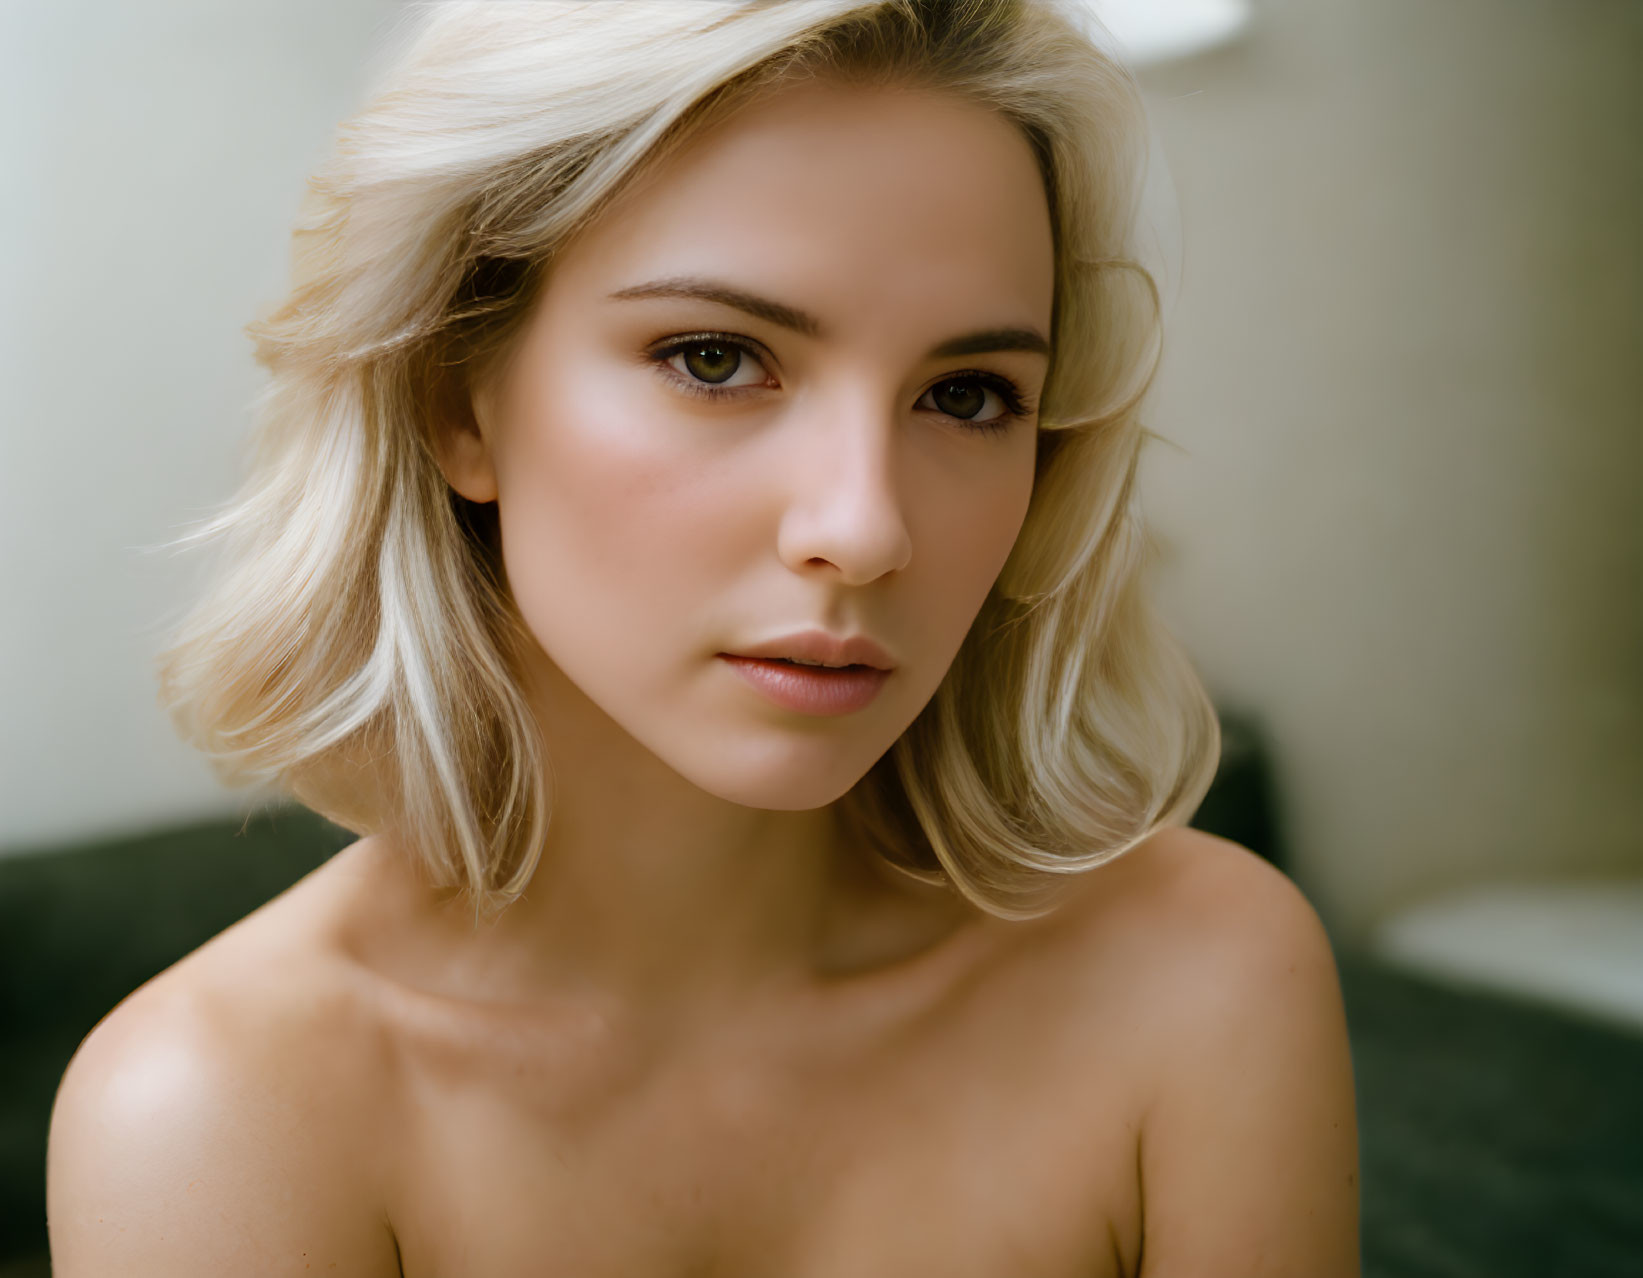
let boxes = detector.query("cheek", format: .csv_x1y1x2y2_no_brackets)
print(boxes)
490,368,741,681
916,435,1037,628
978,436,1038,563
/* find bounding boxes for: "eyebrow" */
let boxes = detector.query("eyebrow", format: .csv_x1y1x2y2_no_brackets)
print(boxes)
607,276,1051,360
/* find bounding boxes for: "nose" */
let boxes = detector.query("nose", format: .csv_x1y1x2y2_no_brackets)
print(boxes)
775,395,914,586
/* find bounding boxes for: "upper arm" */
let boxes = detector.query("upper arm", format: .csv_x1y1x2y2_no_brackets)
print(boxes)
1134,835,1360,1277
46,984,401,1277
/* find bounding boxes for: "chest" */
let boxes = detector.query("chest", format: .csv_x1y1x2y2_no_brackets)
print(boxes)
382,993,1142,1278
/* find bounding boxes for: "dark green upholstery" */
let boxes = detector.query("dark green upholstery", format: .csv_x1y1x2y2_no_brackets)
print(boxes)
0,806,354,1263
1343,957,1643,1275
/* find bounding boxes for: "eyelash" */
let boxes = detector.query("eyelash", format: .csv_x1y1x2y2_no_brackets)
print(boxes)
644,331,1036,435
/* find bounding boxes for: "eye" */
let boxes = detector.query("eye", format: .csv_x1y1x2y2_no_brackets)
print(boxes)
916,373,1031,431
651,334,774,398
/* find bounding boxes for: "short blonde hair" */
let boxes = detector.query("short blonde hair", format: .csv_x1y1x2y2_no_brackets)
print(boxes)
157,0,1219,921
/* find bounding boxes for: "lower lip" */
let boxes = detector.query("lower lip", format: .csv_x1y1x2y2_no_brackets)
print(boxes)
718,656,891,716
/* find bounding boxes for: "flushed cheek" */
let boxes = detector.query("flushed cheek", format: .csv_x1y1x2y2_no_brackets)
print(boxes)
493,388,751,696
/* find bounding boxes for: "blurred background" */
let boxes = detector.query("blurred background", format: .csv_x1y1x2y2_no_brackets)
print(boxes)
1,0,1639,1274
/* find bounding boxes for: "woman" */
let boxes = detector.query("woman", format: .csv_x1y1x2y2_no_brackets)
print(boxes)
47,1,1360,1273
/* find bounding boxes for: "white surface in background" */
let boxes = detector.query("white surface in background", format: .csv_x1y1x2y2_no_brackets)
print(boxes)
1090,0,1251,65
1372,880,1643,1033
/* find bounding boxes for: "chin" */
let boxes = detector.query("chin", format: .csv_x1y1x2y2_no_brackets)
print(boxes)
662,729,887,811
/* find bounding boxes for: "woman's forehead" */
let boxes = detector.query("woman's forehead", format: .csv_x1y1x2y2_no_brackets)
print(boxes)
550,79,1056,337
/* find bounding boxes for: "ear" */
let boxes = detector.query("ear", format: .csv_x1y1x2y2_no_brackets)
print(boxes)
431,373,500,505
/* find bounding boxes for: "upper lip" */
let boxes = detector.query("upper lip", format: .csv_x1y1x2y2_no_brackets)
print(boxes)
724,630,897,671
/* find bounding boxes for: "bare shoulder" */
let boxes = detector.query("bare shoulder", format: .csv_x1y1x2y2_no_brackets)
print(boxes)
1076,821,1309,913
1037,826,1343,1016
46,842,405,1276
1054,827,1361,1276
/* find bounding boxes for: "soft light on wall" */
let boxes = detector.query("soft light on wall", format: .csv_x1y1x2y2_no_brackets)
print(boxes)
1088,0,1251,65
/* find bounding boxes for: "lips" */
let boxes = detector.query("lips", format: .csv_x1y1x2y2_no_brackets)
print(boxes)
722,629,896,671
718,655,891,716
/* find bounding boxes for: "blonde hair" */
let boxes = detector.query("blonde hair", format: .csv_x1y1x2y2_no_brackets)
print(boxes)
157,0,1219,921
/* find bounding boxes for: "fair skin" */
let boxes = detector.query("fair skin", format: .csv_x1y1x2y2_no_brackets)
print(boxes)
47,80,1359,1276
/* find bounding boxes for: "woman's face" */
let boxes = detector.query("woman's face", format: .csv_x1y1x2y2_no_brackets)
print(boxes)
447,78,1055,810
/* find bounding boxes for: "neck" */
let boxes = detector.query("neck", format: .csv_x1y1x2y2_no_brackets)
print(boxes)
383,651,974,1029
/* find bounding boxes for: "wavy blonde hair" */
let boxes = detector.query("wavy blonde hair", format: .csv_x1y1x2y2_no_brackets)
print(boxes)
156,0,1219,921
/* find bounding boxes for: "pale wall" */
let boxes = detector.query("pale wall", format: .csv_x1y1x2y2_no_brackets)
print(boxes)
0,0,403,849
1137,0,1643,936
